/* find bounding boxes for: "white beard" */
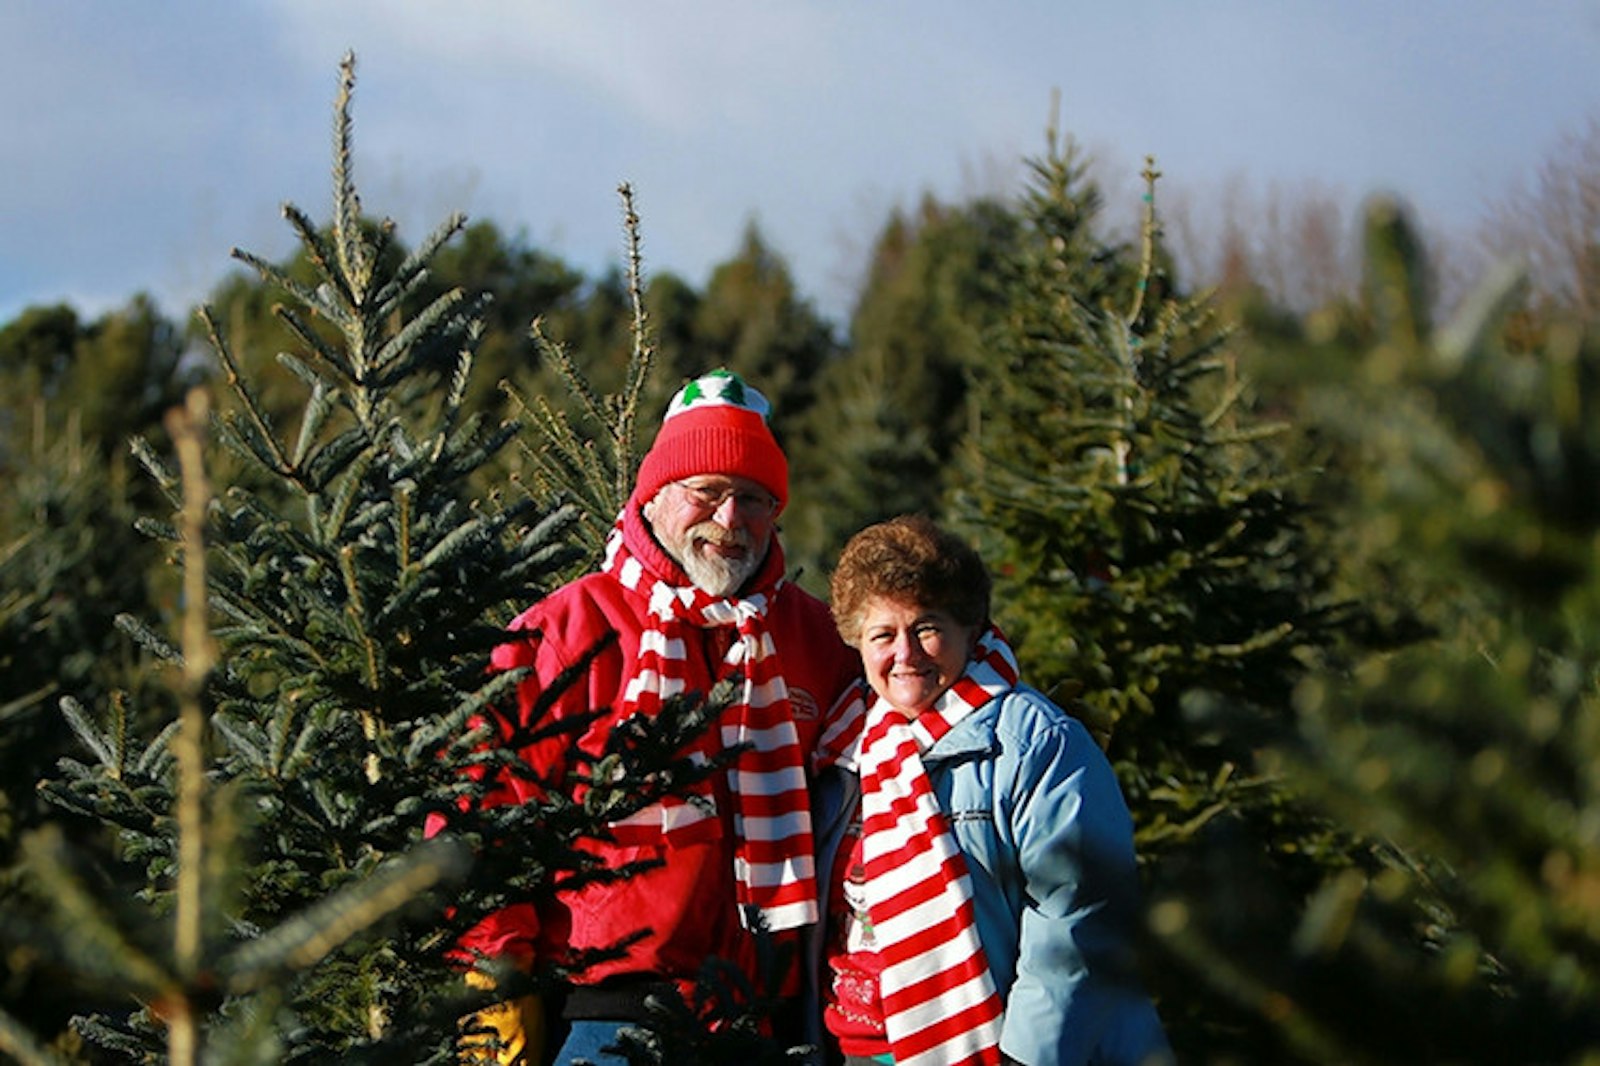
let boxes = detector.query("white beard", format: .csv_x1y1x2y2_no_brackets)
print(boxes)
649,515,764,598
679,546,761,599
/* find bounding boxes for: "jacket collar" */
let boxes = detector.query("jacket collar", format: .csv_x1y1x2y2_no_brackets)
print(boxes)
922,697,1001,762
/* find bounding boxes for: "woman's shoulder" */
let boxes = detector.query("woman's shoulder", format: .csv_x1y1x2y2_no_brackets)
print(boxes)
988,687,1131,827
989,685,1103,757
992,684,1084,729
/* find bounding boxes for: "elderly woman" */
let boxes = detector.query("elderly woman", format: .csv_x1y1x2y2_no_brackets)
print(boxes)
810,515,1170,1066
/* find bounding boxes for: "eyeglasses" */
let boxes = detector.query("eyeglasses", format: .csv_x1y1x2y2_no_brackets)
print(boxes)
673,479,778,518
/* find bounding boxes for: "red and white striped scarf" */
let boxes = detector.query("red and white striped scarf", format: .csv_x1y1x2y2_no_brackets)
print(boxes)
817,626,1019,1066
599,518,818,933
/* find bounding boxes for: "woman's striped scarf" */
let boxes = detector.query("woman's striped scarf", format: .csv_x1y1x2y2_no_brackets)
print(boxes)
599,521,819,933
816,626,1019,1066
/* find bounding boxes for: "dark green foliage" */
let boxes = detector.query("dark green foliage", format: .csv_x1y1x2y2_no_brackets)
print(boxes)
0,295,196,473
504,185,659,566
604,935,805,1066
0,298,190,1055
786,195,1018,587
690,223,839,434
3,50,1597,1066
947,133,1400,1063
13,54,726,1063
1257,200,1600,1063
0,295,196,724
423,218,590,415
0,429,157,787
196,209,594,513
0,304,80,391
951,135,1358,802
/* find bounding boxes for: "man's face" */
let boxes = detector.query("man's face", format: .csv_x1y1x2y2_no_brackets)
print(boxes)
643,475,779,597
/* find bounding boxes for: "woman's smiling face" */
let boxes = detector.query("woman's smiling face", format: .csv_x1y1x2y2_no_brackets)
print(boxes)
854,596,978,717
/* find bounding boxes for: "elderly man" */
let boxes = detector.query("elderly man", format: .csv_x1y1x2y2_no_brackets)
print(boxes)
459,369,860,1065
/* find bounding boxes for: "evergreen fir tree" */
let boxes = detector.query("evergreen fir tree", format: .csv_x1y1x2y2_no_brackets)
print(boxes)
0,311,184,1057
1264,198,1600,1063
948,128,1395,1062
13,53,727,1063
0,425,154,1060
0,295,196,476
420,218,590,423
503,183,659,567
690,223,838,433
786,194,1018,587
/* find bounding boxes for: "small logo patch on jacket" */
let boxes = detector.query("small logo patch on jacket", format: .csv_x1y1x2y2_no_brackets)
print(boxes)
788,687,820,722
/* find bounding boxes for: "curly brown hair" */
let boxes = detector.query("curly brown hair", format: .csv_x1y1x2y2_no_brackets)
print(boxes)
829,514,992,644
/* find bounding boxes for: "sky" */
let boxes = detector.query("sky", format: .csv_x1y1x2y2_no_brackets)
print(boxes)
4,1,1599,330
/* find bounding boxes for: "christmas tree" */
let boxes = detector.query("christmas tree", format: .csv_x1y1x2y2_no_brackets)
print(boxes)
1262,198,1600,1063
0,296,196,1059
948,124,1401,1062
8,53,731,1063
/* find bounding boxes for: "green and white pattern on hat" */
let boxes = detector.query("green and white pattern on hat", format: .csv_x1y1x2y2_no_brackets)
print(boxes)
637,366,789,507
665,368,772,421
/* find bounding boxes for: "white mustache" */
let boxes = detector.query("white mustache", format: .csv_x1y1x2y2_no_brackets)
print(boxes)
691,523,752,549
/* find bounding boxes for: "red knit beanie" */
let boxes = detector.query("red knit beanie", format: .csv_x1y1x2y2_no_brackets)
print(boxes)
635,369,789,511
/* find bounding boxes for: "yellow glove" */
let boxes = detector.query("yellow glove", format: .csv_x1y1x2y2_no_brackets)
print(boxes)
458,968,545,1066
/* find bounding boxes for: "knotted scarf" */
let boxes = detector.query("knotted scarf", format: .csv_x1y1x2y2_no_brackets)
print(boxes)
816,626,1020,1066
599,514,819,933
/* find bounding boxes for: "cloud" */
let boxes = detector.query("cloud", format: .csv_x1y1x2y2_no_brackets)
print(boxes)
3,2,1598,326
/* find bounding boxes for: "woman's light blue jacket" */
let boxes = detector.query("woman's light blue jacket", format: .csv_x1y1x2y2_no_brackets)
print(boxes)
808,685,1172,1066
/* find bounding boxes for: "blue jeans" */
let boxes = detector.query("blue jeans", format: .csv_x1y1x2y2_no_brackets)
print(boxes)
550,1019,633,1066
